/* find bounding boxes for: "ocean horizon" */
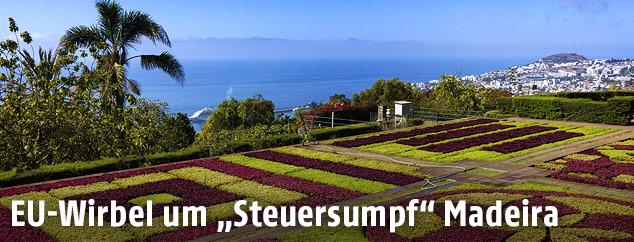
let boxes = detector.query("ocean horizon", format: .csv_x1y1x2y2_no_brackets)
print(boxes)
128,56,538,118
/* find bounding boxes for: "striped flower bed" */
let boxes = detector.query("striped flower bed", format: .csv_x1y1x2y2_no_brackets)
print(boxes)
256,183,634,242
396,123,515,146
0,148,428,241
244,150,422,186
332,118,498,148
536,141,634,190
420,126,557,153
482,131,584,154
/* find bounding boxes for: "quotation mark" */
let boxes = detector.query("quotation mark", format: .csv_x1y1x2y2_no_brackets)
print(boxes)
217,220,233,232
421,200,434,212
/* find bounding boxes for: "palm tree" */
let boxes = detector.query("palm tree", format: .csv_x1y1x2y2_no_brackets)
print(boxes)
63,0,185,113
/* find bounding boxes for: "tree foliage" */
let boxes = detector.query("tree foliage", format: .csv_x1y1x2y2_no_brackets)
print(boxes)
124,98,196,155
351,78,424,106
63,0,185,113
327,94,351,106
202,94,275,132
0,19,194,171
197,95,295,149
433,74,481,110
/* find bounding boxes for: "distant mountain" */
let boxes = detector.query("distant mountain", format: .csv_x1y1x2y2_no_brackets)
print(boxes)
539,53,589,63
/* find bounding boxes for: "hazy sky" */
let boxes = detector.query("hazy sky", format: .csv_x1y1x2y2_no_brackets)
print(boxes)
3,0,634,58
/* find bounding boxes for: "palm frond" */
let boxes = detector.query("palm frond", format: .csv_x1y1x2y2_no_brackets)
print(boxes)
127,79,141,95
119,10,171,48
140,52,185,85
63,25,103,49
96,0,123,45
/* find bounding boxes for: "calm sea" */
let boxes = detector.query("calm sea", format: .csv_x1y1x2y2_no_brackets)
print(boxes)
128,57,537,117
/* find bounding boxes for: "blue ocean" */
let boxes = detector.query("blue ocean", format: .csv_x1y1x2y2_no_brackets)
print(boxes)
128,57,536,118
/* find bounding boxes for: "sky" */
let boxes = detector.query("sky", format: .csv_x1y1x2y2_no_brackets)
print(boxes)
3,0,634,58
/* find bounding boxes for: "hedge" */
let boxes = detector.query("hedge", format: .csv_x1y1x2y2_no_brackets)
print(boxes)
484,110,515,119
496,97,514,114
0,122,382,188
0,147,207,188
551,91,634,101
497,95,634,125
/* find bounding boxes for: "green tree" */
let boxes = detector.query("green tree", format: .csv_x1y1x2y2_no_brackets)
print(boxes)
202,94,275,132
0,18,108,170
327,94,351,106
160,113,197,152
124,98,195,155
237,94,275,127
63,0,185,113
351,78,424,106
433,74,481,111
477,87,512,110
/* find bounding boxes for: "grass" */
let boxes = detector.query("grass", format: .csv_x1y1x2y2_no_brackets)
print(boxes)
287,169,397,194
533,178,634,201
465,167,507,177
129,193,180,206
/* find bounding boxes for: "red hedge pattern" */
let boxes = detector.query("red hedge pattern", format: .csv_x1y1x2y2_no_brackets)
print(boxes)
482,131,583,154
0,206,56,242
396,124,515,146
332,118,499,148
0,156,370,242
366,188,634,242
419,126,557,153
542,144,634,190
67,178,242,221
254,174,365,206
245,150,422,186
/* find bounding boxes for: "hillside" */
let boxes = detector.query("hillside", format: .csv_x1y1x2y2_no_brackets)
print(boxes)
539,53,589,63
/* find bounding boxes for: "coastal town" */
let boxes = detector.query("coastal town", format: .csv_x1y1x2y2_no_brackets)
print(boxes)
415,53,634,94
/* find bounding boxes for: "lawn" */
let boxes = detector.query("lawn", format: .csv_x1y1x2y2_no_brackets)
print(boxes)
536,139,634,190
328,118,618,163
0,148,430,242
255,183,634,242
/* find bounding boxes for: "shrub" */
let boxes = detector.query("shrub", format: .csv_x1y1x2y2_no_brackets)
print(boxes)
0,147,207,188
311,122,380,140
484,110,515,118
496,97,514,114
500,95,634,125
552,91,634,101
606,96,634,125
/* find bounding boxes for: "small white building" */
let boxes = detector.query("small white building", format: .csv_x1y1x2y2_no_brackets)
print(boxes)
394,101,412,117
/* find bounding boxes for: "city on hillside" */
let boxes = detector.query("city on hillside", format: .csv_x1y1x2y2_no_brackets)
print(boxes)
414,53,634,94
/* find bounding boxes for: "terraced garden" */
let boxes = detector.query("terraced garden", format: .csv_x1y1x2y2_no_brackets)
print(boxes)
254,183,634,242
328,118,618,163
0,148,430,241
3,117,634,241
536,139,634,190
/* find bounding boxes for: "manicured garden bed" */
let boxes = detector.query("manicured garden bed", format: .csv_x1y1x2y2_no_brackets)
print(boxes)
536,139,634,190
0,148,429,241
328,118,618,163
255,183,634,242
